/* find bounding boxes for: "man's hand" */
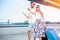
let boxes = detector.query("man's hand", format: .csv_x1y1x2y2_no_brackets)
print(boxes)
23,12,30,19
28,8,30,11
26,16,30,19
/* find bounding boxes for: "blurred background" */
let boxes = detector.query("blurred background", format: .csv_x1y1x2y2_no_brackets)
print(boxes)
0,0,60,40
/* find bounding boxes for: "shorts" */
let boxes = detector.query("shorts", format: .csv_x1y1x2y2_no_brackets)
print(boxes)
28,22,35,30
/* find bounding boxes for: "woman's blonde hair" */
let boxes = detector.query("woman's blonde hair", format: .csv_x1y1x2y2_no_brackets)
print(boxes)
36,5,40,11
36,5,40,8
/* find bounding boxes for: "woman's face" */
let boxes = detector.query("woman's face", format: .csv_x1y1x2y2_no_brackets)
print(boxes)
36,6,40,11
36,7,39,11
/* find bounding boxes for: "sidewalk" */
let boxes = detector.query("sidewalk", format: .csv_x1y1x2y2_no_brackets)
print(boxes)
0,33,60,40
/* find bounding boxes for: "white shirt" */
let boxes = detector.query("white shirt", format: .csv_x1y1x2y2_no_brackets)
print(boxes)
26,7,43,23
27,7,36,23
35,12,42,19
35,12,44,22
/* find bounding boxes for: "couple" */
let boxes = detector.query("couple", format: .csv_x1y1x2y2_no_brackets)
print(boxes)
24,1,47,40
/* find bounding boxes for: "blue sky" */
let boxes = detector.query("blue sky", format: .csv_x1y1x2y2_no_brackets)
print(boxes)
0,0,29,23
0,0,60,23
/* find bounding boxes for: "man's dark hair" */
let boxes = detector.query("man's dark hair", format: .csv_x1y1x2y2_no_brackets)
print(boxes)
30,1,34,4
30,1,35,5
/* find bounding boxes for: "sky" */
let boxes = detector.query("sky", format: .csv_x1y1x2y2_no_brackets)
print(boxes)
0,0,60,23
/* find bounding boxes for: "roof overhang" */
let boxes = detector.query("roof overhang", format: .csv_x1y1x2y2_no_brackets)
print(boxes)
28,0,60,9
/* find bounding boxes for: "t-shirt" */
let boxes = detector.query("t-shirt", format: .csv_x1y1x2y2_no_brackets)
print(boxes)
27,7,36,23
35,12,42,19
35,12,44,22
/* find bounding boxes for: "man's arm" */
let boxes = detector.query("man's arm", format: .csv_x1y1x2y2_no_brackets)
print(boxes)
23,12,30,19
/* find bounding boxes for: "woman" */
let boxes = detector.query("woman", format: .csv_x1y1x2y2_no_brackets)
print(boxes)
33,5,46,40
35,5,44,20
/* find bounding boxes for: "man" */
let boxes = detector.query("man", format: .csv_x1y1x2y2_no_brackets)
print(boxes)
25,1,36,40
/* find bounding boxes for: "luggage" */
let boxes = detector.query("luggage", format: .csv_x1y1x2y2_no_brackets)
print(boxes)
45,28,60,40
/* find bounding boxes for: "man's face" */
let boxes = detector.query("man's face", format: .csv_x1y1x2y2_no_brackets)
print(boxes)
30,2,35,8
